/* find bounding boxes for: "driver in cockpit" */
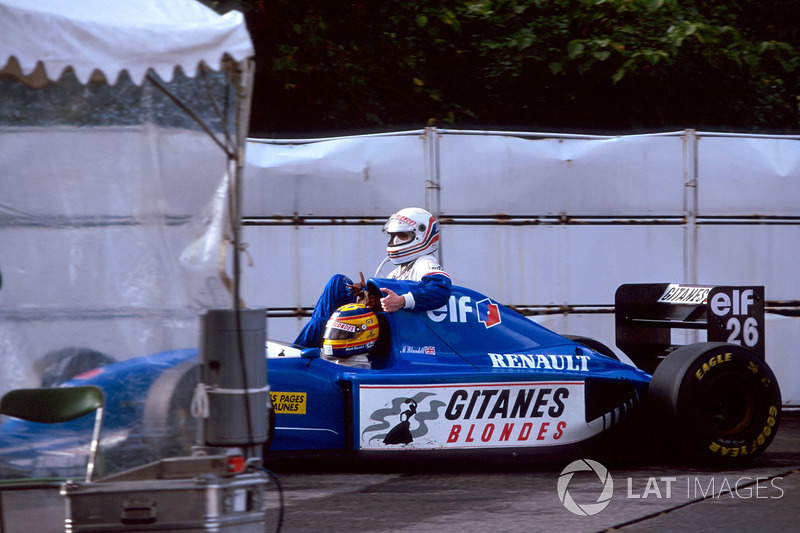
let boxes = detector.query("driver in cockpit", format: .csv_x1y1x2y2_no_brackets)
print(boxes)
294,207,451,349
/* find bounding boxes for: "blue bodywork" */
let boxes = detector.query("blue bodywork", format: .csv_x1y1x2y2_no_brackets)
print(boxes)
0,349,198,479
0,280,651,477
268,280,650,457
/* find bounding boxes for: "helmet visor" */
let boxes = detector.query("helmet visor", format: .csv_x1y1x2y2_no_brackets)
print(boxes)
324,320,359,340
388,231,414,247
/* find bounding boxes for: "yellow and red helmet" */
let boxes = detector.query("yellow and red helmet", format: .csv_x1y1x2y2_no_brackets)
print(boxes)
322,303,380,359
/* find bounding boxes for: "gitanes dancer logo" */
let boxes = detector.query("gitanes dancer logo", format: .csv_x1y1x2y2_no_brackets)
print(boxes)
362,392,446,445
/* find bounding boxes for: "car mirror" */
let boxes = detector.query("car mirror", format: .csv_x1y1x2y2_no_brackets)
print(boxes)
300,347,321,361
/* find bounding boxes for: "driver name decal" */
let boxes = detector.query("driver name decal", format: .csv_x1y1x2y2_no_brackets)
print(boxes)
359,382,593,450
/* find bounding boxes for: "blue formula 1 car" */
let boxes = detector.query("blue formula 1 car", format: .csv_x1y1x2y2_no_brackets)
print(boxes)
0,280,782,479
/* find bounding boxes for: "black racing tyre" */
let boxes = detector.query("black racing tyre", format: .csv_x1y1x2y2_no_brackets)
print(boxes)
563,335,619,361
37,347,115,387
142,361,200,458
648,342,781,465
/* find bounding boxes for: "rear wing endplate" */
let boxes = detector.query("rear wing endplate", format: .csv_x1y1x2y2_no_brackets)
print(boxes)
615,283,765,373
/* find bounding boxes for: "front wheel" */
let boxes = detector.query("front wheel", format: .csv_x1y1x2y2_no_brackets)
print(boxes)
648,342,781,465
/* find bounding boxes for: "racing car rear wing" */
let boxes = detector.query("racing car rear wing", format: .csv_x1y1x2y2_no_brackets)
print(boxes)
615,283,765,373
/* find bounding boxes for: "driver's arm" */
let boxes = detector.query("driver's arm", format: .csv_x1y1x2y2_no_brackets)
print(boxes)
381,273,451,312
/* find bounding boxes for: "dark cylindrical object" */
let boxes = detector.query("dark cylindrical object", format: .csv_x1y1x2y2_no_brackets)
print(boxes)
199,308,267,446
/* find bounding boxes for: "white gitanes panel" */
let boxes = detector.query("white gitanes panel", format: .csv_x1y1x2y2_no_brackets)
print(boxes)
442,224,685,306
438,133,686,216
241,130,800,404
696,225,800,301
241,224,387,309
697,136,800,217
244,133,428,218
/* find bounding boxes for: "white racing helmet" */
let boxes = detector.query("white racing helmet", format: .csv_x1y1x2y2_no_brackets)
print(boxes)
383,207,440,265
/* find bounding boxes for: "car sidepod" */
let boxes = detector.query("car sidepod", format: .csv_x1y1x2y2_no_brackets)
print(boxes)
348,354,649,459
266,281,651,462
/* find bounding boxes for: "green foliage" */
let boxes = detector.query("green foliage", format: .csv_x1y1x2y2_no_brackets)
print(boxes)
222,0,799,135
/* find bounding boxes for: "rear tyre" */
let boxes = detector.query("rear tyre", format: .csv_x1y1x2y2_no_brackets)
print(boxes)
648,342,781,465
37,347,114,387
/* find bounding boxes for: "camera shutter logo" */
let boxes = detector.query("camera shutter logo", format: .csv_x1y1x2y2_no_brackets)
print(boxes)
557,459,614,516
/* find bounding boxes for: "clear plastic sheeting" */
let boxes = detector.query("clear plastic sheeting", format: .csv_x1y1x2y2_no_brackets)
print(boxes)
0,69,235,396
0,0,254,482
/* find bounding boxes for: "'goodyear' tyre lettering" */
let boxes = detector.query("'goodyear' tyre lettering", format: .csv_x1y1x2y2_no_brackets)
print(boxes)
708,405,779,456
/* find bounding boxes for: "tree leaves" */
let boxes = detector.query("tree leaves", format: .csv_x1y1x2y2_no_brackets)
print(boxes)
222,0,799,135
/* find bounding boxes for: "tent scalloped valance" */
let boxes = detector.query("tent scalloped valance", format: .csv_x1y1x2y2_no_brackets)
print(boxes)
0,0,254,87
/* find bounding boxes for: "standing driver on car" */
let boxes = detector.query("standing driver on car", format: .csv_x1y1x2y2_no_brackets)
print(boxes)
294,207,452,348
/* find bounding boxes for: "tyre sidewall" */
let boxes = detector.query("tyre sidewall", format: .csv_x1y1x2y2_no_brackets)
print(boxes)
652,342,781,463
38,347,114,387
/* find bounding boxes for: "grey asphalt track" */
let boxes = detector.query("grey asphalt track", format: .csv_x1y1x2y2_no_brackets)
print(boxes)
262,412,800,533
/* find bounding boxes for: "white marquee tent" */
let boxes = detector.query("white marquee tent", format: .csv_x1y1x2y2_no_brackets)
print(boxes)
0,0,255,459
0,0,253,87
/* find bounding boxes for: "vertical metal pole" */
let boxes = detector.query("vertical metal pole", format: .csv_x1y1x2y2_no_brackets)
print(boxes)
682,129,699,286
683,129,700,343
230,59,256,309
423,127,443,262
